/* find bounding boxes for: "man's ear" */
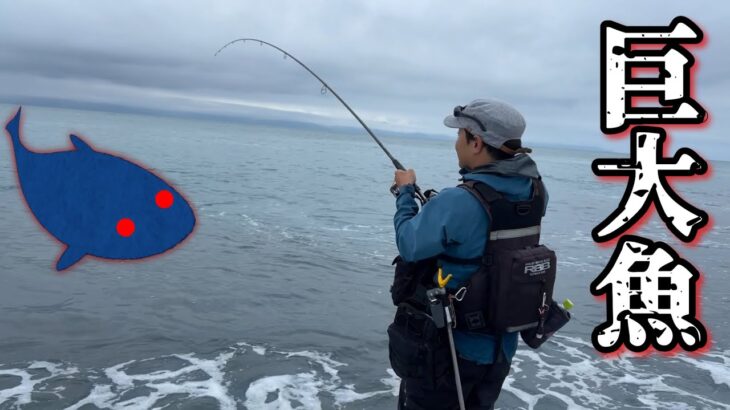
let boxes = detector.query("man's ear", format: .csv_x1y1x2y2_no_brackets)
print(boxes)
472,137,483,152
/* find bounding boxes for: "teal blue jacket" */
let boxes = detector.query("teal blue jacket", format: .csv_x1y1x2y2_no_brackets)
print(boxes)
394,165,547,364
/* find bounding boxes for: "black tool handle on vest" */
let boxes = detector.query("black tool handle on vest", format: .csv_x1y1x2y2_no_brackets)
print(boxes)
426,288,447,328
429,299,446,329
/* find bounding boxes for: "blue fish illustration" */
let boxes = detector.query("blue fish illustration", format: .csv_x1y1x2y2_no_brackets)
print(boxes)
4,107,196,271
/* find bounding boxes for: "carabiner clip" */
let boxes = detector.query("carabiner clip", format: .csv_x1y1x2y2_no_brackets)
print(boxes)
454,287,468,302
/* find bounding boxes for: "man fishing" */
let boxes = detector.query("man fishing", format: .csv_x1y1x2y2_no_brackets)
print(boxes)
392,99,549,409
216,40,556,408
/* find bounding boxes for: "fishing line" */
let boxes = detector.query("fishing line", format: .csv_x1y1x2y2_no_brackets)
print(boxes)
214,38,428,204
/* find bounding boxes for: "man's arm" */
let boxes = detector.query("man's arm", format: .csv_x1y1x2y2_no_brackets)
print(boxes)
394,184,452,262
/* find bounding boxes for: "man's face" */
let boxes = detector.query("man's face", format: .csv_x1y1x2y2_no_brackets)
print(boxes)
454,128,470,169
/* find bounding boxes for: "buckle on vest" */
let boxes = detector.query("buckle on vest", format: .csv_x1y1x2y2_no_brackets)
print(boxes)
465,311,486,330
516,204,532,215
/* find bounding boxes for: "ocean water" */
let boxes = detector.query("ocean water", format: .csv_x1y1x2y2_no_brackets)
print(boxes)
0,104,728,409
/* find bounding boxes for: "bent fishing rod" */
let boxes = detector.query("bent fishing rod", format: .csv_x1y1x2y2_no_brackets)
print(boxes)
214,38,429,205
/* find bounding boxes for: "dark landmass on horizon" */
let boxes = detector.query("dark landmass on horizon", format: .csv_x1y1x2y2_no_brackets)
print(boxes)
0,95,686,159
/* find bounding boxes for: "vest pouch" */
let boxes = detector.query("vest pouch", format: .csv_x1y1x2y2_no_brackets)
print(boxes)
494,245,557,332
390,256,438,306
520,300,571,348
387,303,449,388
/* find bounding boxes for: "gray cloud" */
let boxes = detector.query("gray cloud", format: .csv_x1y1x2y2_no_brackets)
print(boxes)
0,0,728,157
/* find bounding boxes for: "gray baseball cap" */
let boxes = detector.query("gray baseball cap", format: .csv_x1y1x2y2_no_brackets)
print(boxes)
443,98,527,151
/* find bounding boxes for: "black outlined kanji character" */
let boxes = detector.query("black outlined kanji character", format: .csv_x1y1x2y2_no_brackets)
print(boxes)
591,235,706,353
601,16,705,134
592,127,707,243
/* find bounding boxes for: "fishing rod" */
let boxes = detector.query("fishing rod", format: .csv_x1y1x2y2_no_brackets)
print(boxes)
214,38,429,205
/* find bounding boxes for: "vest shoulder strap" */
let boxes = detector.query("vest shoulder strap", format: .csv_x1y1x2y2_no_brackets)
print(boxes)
444,178,543,266
458,180,502,206
458,177,544,219
457,180,494,224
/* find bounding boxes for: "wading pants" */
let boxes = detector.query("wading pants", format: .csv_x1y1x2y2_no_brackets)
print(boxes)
397,350,511,410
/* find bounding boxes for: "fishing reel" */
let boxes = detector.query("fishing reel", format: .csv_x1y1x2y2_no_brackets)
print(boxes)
389,183,437,205
423,189,439,200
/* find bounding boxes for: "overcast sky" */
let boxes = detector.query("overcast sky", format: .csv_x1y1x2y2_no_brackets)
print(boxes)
1,1,729,158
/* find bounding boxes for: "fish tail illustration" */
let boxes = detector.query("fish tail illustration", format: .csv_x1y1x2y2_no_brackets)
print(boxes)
4,107,27,155
56,246,86,271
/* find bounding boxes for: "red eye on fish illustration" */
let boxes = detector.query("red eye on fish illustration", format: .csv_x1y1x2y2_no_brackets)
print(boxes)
156,189,174,209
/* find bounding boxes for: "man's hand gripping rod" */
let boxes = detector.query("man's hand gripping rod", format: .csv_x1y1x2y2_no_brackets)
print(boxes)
389,160,429,204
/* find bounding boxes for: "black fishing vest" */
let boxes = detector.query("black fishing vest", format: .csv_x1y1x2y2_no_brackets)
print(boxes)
443,178,557,334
